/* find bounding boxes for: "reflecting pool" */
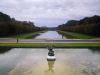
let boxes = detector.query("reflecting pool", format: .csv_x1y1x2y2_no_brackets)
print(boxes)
27,30,77,39
0,48,100,75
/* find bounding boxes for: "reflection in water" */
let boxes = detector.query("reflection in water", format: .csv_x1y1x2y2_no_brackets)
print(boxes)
0,48,100,75
89,48,100,54
27,30,78,39
26,31,46,39
45,60,55,73
34,31,63,39
57,31,77,39
0,47,12,54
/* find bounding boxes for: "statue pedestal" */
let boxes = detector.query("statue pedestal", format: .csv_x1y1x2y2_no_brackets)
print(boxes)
47,56,56,61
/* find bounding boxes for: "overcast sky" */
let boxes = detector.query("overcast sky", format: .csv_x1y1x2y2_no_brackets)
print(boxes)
0,0,100,27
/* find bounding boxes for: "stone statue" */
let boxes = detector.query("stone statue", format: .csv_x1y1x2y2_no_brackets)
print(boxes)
46,44,55,56
46,44,56,61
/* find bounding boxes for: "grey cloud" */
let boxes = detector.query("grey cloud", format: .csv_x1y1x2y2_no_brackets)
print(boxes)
0,0,100,27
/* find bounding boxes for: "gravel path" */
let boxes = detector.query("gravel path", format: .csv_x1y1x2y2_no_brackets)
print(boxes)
0,38,100,43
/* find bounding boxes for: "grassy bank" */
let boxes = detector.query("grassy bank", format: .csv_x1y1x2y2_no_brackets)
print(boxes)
0,43,100,48
8,31,45,38
58,30,95,39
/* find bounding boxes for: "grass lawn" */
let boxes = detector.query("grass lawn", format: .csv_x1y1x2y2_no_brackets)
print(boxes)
0,43,100,47
8,31,45,38
58,30,95,39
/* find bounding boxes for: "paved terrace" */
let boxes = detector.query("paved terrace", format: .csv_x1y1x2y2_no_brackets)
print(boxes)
0,38,100,43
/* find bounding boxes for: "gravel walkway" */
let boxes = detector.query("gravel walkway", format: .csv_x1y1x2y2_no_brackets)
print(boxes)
0,38,100,43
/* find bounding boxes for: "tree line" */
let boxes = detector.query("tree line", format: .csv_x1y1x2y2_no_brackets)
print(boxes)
0,12,46,37
57,15,100,36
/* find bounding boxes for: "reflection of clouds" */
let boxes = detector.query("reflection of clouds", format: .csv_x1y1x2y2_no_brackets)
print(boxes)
9,49,47,75
45,60,55,73
3,48,100,75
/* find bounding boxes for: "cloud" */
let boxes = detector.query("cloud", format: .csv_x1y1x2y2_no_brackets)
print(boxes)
32,18,68,27
0,0,100,27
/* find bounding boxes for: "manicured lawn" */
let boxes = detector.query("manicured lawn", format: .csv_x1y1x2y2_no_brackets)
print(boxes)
0,43,45,47
0,43,100,47
8,31,45,38
58,30,95,39
54,43,100,47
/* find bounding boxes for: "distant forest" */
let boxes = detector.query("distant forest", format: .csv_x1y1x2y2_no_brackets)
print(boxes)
57,15,100,36
0,12,46,37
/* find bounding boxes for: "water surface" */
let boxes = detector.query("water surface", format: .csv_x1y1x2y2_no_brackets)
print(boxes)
27,30,76,39
35,31,63,39
0,48,100,75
